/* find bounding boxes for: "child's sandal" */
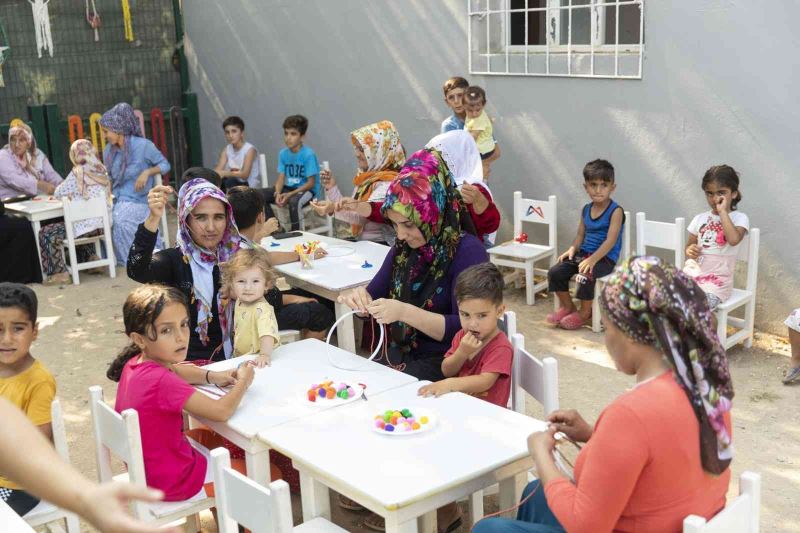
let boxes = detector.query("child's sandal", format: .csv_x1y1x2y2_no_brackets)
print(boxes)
546,307,572,326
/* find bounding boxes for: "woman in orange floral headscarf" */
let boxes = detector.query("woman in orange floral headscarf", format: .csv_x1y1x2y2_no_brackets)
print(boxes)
310,120,405,243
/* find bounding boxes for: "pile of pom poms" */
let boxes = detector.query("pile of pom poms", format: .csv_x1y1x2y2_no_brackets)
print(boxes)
374,409,429,433
307,380,356,402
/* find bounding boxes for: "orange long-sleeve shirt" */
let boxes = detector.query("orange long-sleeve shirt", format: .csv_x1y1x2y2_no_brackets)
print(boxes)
545,372,732,533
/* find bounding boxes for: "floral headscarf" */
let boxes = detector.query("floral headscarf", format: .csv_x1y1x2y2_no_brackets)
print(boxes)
381,148,464,348
349,120,406,236
99,103,143,180
425,130,483,187
4,122,39,179
177,178,242,351
69,139,110,200
599,256,734,475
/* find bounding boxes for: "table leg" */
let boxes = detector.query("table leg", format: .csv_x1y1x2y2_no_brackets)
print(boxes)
417,510,437,533
467,490,484,526
245,448,271,484
385,518,419,533
32,220,46,281
299,470,331,521
498,474,523,518
334,301,356,353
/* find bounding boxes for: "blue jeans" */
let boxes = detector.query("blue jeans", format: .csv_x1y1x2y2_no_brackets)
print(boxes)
473,481,565,533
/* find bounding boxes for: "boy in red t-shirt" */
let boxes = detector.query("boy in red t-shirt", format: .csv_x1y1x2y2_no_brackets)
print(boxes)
418,263,513,407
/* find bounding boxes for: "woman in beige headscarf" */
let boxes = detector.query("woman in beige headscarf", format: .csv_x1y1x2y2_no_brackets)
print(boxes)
38,139,112,284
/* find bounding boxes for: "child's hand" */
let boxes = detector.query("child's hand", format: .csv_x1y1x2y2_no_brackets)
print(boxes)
264,217,280,236
578,256,597,274
686,244,701,259
275,193,288,206
254,353,271,368
210,370,238,387
715,195,730,214
457,332,483,360
234,363,255,388
557,247,576,263
417,379,452,398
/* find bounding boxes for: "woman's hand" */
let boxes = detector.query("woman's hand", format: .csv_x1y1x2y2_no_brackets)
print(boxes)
337,286,373,315
320,169,336,190
367,298,408,325
210,370,238,387
78,483,181,533
144,185,173,232
37,180,56,195
460,184,489,215
547,409,593,443
233,363,255,388
527,427,558,459
134,170,151,192
310,200,334,216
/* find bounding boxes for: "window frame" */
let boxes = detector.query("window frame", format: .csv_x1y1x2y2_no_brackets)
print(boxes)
468,0,645,79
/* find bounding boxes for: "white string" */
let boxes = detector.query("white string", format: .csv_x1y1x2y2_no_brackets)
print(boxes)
29,0,53,59
85,0,100,41
325,310,384,371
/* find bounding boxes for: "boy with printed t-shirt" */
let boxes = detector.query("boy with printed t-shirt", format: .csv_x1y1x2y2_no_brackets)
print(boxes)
261,115,320,231
418,263,513,407
0,283,57,516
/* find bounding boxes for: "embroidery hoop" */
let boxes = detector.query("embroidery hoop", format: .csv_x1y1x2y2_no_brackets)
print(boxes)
325,310,384,371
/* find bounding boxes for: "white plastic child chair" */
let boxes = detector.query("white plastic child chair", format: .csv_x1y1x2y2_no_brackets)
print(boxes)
154,174,171,248
60,196,115,285
488,192,557,306
212,447,346,533
88,386,214,529
635,212,686,267
23,398,81,533
683,471,761,533
261,154,332,236
715,228,760,350
468,331,559,524
590,210,631,332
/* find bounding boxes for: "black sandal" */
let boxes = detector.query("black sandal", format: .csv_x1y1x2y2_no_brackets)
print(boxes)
783,366,800,385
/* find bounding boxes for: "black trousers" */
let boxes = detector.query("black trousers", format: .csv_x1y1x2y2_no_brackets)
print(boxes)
0,487,40,516
258,187,310,231
547,254,616,301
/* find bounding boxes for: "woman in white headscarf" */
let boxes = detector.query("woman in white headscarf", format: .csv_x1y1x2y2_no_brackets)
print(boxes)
426,130,499,244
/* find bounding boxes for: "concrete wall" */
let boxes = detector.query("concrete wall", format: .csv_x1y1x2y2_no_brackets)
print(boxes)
184,0,798,334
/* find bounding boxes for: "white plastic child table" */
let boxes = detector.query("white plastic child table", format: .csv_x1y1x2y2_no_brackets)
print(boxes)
0,498,36,532
257,380,547,533
191,338,417,485
262,232,390,353
4,196,64,281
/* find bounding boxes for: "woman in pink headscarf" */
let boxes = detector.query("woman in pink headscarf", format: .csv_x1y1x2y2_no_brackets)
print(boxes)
0,121,63,199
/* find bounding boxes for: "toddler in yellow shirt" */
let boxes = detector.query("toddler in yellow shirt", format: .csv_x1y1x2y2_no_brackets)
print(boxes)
0,283,56,516
464,85,497,179
222,248,280,368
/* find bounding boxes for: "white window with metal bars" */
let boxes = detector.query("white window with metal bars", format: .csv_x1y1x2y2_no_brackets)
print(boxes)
468,0,645,79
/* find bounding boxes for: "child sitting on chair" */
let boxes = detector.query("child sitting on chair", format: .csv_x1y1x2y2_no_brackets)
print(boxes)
221,247,281,368
0,283,57,516
214,116,260,192
546,159,625,330
418,263,513,407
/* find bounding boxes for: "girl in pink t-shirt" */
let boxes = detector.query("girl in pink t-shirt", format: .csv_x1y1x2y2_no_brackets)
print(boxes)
107,285,278,502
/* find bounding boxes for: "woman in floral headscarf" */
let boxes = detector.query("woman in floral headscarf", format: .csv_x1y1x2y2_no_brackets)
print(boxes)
311,120,405,243
339,148,487,381
37,139,112,284
475,257,734,533
100,102,170,265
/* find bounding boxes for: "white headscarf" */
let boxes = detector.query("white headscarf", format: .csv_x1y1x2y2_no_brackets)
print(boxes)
425,130,483,187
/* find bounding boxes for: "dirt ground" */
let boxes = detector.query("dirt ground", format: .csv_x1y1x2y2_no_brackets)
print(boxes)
28,272,799,532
